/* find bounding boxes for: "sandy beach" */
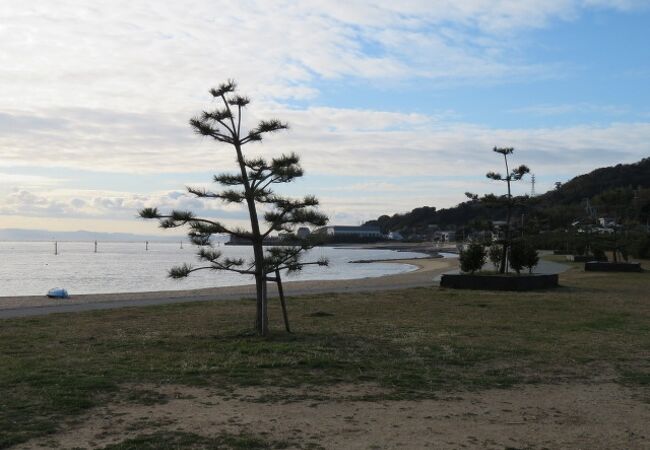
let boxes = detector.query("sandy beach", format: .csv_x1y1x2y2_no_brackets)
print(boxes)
0,255,458,317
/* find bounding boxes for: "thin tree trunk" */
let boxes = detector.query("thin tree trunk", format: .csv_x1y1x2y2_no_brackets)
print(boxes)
233,136,268,336
251,226,267,336
499,153,512,274
501,204,512,273
276,269,291,333
253,244,269,336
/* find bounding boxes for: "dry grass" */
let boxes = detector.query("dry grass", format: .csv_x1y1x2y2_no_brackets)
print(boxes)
1,262,648,448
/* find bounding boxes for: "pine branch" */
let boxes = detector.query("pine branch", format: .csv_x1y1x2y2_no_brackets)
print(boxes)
214,173,245,186
202,108,232,122
186,186,222,198
188,220,250,240
169,262,253,278
209,80,236,98
228,95,250,107
486,171,503,181
186,185,246,204
189,117,233,143
511,165,530,181
262,246,329,274
139,207,161,219
493,146,514,155
219,93,239,140
271,259,329,274
241,119,289,143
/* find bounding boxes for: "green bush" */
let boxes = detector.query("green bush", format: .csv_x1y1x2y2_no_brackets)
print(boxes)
626,234,650,259
488,244,503,270
508,240,525,274
509,240,538,274
592,246,608,262
523,243,539,274
460,242,486,274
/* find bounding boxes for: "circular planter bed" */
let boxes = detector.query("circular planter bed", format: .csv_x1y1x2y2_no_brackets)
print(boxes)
584,262,643,272
567,255,606,262
440,273,559,291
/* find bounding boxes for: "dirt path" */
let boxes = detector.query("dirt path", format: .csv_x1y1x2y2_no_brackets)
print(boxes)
22,382,649,449
0,258,457,318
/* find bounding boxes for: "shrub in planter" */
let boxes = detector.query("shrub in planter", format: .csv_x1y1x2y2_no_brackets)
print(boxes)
508,240,526,274
629,234,650,259
523,243,539,274
440,273,559,290
509,240,539,275
488,244,503,271
460,242,486,274
592,247,608,262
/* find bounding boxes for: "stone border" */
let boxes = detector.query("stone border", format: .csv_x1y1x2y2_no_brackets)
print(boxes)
440,273,559,291
567,255,607,262
584,262,643,272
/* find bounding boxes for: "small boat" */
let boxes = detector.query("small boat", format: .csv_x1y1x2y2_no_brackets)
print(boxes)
46,288,70,299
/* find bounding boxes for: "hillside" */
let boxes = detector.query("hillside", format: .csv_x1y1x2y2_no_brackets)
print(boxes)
365,158,650,236
536,158,650,206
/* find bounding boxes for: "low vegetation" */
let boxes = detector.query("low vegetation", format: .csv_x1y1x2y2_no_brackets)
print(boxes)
0,264,648,448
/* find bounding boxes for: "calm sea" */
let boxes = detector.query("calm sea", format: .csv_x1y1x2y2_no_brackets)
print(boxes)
0,241,427,297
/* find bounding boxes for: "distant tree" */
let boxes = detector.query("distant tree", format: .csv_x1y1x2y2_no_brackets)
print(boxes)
140,80,328,336
376,215,391,234
460,242,486,274
467,147,530,273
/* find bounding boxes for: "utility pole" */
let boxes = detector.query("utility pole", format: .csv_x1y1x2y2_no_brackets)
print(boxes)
531,174,536,196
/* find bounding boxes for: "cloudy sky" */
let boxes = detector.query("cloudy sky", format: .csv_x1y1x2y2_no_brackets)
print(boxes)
1,1,649,235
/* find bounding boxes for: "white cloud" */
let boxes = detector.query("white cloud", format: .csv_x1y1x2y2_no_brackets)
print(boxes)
1,1,648,228
2,0,642,113
0,172,62,188
1,105,648,187
508,103,629,116
0,187,249,223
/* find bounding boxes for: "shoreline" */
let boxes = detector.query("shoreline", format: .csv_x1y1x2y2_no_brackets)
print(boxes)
0,256,459,318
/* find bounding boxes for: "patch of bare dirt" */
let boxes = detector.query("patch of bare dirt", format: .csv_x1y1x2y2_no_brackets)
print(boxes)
21,382,649,449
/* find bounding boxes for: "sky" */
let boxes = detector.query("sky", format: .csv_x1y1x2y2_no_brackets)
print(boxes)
1,1,649,235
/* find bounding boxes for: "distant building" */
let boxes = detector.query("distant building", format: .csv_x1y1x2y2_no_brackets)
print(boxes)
433,230,455,242
296,227,311,239
313,225,382,238
388,231,404,241
598,217,617,228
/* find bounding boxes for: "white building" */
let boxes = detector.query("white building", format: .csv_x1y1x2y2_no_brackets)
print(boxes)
296,227,311,239
314,225,382,238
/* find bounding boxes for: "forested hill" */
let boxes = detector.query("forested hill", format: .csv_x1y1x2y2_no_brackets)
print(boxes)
536,157,650,206
365,158,650,234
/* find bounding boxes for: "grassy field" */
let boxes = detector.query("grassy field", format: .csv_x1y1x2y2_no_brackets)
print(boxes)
0,262,648,448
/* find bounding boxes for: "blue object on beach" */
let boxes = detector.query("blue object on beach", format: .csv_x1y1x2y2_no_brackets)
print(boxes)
47,288,69,299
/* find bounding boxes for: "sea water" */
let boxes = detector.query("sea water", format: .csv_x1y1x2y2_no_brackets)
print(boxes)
0,241,427,297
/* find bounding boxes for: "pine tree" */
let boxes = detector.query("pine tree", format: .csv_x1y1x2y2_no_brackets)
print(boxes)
140,80,328,336
467,147,530,273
